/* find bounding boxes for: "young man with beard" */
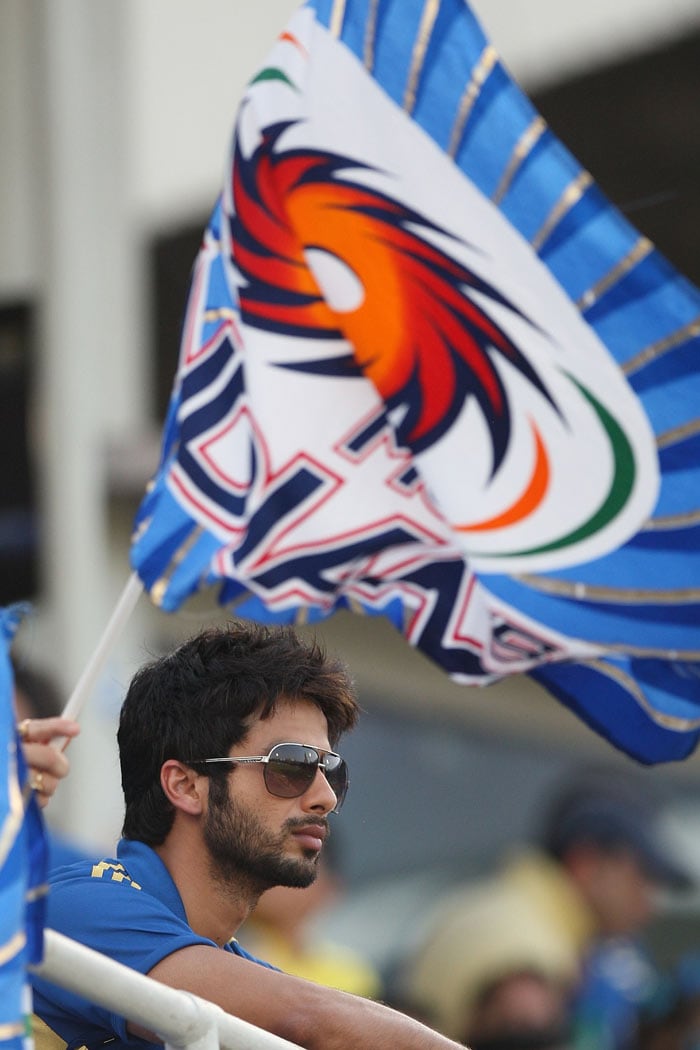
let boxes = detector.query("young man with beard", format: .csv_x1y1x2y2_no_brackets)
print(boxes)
31,622,465,1050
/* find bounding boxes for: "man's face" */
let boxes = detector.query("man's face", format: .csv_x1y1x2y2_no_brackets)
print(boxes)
584,848,659,935
466,971,570,1048
203,697,340,893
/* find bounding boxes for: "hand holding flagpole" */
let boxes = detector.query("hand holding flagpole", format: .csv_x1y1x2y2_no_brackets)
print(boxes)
17,715,80,806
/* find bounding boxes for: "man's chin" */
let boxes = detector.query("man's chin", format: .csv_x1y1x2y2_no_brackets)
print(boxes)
277,855,319,889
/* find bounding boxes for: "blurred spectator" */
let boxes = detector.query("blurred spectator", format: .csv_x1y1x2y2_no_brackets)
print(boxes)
399,856,579,1046
638,951,700,1050
402,765,692,1050
467,970,573,1050
13,659,91,871
542,766,691,1050
237,838,381,998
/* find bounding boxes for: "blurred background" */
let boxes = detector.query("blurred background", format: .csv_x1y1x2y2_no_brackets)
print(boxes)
2,0,700,1035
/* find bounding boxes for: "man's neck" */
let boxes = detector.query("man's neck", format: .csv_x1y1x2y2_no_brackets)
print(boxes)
155,829,259,947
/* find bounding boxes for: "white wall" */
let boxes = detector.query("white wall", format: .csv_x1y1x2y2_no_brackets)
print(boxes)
126,1,301,225
5,0,699,290
125,0,700,221
472,0,700,88
0,2,39,297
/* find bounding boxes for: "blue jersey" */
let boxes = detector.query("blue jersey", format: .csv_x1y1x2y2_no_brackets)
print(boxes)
571,937,659,1050
32,838,275,1050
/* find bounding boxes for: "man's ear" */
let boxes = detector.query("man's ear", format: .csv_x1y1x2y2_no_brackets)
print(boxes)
160,760,206,816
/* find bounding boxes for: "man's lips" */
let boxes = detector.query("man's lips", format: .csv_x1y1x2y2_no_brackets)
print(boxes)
290,824,327,852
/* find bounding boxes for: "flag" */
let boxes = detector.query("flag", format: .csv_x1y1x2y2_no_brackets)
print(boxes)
0,607,47,1050
132,0,700,764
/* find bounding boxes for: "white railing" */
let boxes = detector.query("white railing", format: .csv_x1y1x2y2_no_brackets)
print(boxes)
31,929,303,1050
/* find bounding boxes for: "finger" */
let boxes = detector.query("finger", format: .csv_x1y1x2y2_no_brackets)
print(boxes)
28,769,58,808
22,741,71,781
17,716,80,746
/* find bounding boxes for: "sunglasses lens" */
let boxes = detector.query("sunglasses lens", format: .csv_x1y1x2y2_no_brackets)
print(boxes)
323,755,349,812
264,745,349,811
265,744,318,798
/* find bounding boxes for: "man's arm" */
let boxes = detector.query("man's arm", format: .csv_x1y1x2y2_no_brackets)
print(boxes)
145,945,467,1049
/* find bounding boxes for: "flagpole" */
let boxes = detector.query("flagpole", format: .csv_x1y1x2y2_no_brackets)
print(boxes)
61,571,144,723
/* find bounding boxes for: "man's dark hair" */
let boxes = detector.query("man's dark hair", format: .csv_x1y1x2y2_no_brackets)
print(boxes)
118,621,359,845
539,765,657,861
537,764,692,890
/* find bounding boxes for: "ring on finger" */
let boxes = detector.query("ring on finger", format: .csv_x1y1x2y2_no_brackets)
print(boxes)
17,719,31,740
30,770,45,793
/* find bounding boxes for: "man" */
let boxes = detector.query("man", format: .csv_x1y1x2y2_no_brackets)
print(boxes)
404,765,693,1050
32,621,464,1050
541,767,692,1050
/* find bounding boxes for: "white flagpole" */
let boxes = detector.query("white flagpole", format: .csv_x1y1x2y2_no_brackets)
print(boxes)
61,571,144,723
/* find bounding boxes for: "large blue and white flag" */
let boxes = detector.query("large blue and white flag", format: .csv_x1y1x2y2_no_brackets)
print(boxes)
0,608,47,1050
132,0,700,763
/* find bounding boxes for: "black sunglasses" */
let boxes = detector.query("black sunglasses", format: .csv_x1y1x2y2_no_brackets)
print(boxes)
194,742,349,813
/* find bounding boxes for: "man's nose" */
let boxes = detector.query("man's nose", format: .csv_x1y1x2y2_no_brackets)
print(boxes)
302,765,338,814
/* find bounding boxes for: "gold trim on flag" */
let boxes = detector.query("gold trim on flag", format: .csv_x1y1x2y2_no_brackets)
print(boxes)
517,573,700,605
575,237,653,312
329,0,347,39
623,316,700,377
0,930,25,968
364,0,381,71
150,525,205,608
403,0,441,115
0,1022,26,1040
203,307,239,324
26,881,49,904
657,416,700,450
492,116,547,205
448,45,498,159
131,516,151,544
644,508,700,531
583,659,700,730
531,171,593,253
606,642,700,660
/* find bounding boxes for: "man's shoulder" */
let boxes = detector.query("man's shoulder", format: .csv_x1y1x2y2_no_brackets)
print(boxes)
48,850,147,911
81,858,145,890
50,856,143,888
50,839,167,891
33,840,223,1047
45,839,186,944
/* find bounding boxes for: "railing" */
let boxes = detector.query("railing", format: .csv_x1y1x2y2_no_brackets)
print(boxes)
31,929,303,1050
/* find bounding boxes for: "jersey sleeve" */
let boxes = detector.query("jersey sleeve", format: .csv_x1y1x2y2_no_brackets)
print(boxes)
32,860,219,1047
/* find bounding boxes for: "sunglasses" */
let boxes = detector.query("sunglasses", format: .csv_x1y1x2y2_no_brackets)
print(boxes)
195,742,349,813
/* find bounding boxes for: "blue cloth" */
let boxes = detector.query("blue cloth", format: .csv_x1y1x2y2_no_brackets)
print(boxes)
572,937,659,1050
31,838,275,1050
0,605,47,1050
